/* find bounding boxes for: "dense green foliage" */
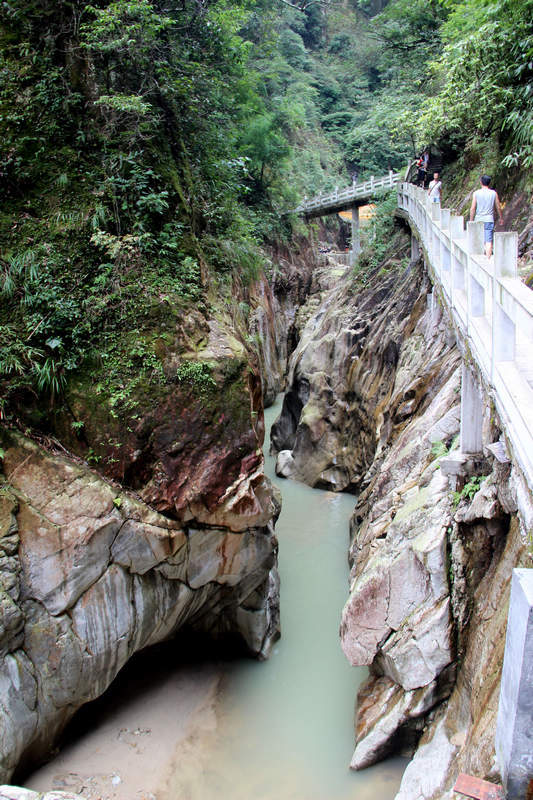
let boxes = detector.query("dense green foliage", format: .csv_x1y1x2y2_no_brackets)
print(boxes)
0,0,531,423
420,0,533,167
0,0,285,416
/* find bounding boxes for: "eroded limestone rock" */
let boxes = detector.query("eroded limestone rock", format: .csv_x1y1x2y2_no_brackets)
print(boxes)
339,295,461,695
0,429,279,782
351,666,455,769
271,253,428,491
271,252,469,774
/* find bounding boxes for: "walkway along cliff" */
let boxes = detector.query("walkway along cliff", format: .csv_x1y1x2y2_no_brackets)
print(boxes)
273,178,533,799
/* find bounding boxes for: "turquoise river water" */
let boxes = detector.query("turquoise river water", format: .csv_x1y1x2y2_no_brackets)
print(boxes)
167,395,407,799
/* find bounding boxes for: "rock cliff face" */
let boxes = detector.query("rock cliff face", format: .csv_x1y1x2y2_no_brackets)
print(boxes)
249,243,323,407
271,247,533,797
0,427,279,782
0,296,284,783
271,247,426,491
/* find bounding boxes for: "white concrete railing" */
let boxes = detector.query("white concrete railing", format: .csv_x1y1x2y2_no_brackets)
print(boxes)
398,181,533,489
297,170,401,215
326,251,352,265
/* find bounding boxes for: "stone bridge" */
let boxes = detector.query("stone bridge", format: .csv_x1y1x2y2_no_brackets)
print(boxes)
295,169,405,263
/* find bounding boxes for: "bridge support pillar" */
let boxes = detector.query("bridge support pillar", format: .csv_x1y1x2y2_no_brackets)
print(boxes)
460,364,483,454
350,204,360,267
496,569,533,799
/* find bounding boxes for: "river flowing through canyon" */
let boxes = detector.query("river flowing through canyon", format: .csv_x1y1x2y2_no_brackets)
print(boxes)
25,395,406,800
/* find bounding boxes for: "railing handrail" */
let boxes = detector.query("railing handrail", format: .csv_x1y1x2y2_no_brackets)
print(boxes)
397,181,533,491
296,170,401,215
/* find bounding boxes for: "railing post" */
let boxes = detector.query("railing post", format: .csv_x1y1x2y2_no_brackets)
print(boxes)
469,274,485,317
467,221,485,336
467,221,484,256
411,233,420,263
494,232,518,278
430,201,441,269
439,209,452,296
493,305,516,363
492,233,518,368
460,363,483,454
450,215,465,240
450,216,466,300
370,175,374,191
495,569,533,799
389,169,393,187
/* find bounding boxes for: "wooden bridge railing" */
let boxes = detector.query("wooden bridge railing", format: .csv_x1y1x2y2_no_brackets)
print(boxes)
397,181,533,489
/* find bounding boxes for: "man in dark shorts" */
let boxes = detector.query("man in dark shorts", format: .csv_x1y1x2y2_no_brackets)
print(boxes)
469,174,503,258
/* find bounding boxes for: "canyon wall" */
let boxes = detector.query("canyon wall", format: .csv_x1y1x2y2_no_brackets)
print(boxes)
0,297,285,783
271,244,533,798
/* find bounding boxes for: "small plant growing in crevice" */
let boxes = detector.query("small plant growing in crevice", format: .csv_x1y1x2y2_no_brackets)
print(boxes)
431,439,449,460
430,435,459,465
452,475,487,508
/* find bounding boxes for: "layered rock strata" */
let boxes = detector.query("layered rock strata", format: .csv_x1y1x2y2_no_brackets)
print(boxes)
0,302,285,784
271,251,425,491
0,428,279,782
393,467,532,800
338,278,532,795
250,245,344,407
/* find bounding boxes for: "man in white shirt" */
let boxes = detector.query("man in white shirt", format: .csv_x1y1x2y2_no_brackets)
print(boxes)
428,172,441,203
469,174,503,257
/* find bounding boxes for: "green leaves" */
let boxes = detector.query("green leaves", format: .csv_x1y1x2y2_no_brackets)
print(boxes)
81,2,175,55
176,361,216,397
94,94,152,116
417,0,533,164
452,475,487,507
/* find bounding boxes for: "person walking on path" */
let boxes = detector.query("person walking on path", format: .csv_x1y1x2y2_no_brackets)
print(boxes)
428,172,442,203
469,174,503,258
416,153,427,187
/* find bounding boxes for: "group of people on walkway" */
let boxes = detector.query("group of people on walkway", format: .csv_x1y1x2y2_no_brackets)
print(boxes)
418,161,503,258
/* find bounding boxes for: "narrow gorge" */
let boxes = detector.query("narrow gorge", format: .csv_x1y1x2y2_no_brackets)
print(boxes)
269,224,533,797
1,1,532,798
3,209,532,800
